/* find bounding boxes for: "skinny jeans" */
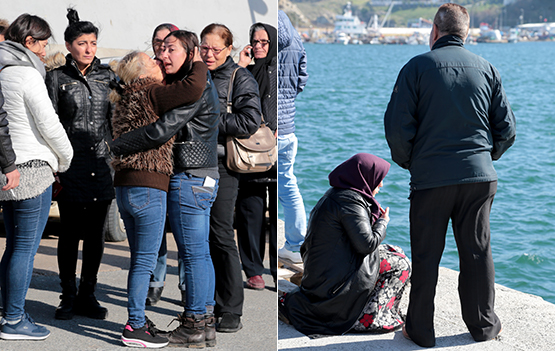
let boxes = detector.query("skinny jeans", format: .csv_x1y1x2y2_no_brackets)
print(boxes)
117,186,167,329
168,172,218,315
0,186,52,321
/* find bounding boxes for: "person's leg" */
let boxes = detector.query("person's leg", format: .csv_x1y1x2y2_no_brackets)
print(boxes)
236,181,266,280
452,181,501,342
79,200,110,280
72,201,110,319
406,185,455,348
55,201,81,319
0,187,51,340
117,186,169,348
167,173,218,347
117,187,166,329
209,162,244,321
146,232,167,306
352,244,411,332
150,233,168,288
277,133,306,252
268,181,278,282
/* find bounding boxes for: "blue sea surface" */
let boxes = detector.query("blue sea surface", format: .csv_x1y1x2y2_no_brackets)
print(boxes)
280,41,555,303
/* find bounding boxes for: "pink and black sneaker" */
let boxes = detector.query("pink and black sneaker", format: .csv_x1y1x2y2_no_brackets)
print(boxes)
121,321,169,348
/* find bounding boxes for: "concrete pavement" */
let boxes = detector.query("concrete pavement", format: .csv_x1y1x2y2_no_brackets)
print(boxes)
0,223,277,350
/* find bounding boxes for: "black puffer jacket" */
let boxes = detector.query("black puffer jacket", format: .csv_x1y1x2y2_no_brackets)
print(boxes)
0,88,16,174
109,72,220,174
284,188,387,336
210,56,261,157
46,55,115,202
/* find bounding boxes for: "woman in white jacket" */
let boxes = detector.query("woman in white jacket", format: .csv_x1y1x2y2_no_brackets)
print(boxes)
0,14,73,341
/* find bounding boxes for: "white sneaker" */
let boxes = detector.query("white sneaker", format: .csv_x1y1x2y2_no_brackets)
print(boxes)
278,247,302,264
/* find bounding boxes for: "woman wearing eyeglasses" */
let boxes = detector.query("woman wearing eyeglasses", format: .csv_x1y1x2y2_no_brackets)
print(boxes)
236,23,277,291
199,23,262,333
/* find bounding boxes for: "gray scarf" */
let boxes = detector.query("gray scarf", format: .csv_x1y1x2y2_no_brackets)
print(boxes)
0,40,46,79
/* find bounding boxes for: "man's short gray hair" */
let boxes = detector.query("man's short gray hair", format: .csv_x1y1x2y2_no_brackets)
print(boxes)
434,3,470,40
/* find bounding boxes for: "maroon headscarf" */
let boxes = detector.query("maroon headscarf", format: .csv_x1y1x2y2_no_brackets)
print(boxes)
328,153,391,222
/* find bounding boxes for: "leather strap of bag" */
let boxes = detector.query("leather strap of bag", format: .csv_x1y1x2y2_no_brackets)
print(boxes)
226,67,267,125
226,67,240,114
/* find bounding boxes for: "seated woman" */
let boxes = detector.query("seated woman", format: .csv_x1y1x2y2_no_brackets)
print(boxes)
280,153,411,336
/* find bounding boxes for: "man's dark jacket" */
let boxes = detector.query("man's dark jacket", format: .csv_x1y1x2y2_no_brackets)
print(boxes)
284,188,387,336
384,35,516,191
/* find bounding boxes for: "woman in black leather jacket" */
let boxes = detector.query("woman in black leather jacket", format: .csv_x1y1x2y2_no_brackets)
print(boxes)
199,23,262,332
45,8,114,321
280,153,411,336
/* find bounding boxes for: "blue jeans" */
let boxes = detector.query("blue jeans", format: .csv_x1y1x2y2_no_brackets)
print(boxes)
168,172,218,315
0,186,52,321
116,186,167,329
277,133,306,251
150,233,186,291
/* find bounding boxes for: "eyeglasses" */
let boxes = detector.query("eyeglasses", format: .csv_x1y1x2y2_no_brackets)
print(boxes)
252,39,270,47
199,46,228,55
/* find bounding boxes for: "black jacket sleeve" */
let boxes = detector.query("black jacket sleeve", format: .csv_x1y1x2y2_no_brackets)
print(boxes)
110,101,201,157
0,89,16,174
384,63,418,170
489,70,516,160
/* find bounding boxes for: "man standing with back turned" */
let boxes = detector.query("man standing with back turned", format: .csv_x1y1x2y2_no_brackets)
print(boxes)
384,3,516,348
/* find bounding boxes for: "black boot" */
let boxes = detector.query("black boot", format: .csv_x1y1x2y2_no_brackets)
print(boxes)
74,278,108,319
55,278,77,320
164,313,206,348
204,313,217,347
145,286,163,306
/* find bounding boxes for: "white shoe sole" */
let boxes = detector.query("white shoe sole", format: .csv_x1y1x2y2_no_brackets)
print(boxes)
0,331,50,340
121,336,169,348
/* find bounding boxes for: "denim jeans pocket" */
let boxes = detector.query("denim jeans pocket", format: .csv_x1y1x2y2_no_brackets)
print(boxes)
191,186,216,210
127,187,151,210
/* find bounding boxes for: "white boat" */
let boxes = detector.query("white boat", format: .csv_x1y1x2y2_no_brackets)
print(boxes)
334,2,366,44
335,32,350,45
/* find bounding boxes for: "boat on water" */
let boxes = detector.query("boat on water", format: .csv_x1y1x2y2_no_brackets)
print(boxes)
334,1,366,44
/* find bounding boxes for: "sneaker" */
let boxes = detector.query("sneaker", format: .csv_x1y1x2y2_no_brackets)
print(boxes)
216,312,242,333
121,322,169,348
246,275,265,290
0,313,50,340
278,247,302,264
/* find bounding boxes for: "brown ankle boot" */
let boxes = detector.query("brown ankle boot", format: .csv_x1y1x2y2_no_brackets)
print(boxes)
204,313,216,347
167,313,205,348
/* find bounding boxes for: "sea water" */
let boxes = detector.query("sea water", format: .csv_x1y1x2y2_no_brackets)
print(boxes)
281,41,555,303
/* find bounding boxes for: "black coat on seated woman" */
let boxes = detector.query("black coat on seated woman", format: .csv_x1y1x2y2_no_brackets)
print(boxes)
282,153,411,336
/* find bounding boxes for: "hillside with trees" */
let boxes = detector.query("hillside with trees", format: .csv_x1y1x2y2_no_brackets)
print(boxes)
280,0,555,29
